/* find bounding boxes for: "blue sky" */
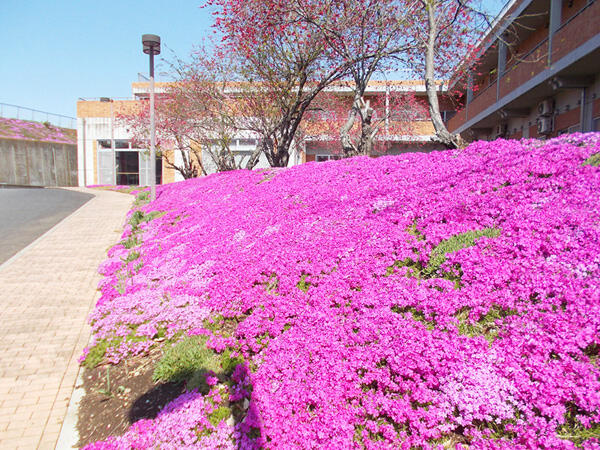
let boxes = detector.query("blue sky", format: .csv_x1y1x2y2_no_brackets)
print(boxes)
0,0,505,120
1,0,215,118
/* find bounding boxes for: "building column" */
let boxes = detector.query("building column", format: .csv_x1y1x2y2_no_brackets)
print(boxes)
497,37,507,100
466,71,474,104
548,0,562,65
580,87,594,132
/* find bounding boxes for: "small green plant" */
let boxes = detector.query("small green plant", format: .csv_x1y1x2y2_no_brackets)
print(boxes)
134,191,150,206
297,273,312,293
122,251,140,263
129,210,146,229
406,221,426,241
83,338,123,369
96,366,113,397
425,228,500,276
583,153,600,167
153,335,221,384
121,234,140,249
208,405,232,427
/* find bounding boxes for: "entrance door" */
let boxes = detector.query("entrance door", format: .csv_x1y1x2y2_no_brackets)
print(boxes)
116,151,139,185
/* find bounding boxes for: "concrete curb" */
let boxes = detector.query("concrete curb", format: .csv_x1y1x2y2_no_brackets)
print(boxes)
55,368,86,449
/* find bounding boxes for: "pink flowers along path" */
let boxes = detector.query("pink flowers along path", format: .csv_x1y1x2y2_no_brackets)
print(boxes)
83,134,600,449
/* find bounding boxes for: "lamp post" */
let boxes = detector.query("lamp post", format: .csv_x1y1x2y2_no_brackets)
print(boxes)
142,34,161,201
100,97,115,185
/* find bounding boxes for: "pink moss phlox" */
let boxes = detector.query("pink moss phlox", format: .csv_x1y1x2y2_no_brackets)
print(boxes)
84,134,600,447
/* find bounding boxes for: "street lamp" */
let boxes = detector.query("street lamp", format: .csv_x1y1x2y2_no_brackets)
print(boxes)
142,34,160,201
100,97,115,185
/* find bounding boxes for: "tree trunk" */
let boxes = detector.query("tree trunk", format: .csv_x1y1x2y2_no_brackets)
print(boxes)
341,94,360,157
360,107,374,155
425,1,463,149
245,145,263,170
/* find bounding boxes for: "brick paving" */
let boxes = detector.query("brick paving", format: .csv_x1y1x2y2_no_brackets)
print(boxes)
0,188,132,449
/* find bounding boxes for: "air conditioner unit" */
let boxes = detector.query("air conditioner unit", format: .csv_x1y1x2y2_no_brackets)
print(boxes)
537,99,555,116
537,117,554,135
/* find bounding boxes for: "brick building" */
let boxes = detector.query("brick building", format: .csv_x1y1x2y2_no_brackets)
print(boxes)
76,80,447,186
447,0,600,140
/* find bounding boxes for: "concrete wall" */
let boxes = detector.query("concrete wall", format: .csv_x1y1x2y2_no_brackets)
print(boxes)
0,138,77,187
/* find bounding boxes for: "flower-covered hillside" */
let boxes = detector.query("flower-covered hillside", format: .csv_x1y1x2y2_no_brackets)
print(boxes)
85,134,600,448
0,117,76,144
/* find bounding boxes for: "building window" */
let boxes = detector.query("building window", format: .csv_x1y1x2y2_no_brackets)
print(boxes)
98,139,131,149
316,154,342,162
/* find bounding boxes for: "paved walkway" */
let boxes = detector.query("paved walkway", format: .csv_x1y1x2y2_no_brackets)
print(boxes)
0,188,132,449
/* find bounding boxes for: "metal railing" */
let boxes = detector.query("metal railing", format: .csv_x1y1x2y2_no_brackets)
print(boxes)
0,102,76,129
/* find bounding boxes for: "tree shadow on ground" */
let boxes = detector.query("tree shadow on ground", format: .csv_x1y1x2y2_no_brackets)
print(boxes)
127,364,264,447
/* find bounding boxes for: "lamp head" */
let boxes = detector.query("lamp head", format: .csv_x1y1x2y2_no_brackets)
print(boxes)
142,34,161,55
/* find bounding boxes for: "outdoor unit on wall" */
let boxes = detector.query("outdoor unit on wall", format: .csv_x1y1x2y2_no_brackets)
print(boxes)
537,117,554,135
537,99,555,117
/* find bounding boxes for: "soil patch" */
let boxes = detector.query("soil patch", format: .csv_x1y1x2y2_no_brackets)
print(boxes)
77,349,184,447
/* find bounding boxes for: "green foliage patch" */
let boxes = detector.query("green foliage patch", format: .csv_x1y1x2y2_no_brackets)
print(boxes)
297,273,312,293
454,305,517,344
583,153,600,167
153,335,221,385
83,337,122,369
425,228,500,276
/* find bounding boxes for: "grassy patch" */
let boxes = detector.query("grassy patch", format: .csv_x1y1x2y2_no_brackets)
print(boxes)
208,405,232,427
297,273,312,293
557,404,600,447
406,221,426,241
220,349,245,375
202,315,238,337
121,234,140,249
129,210,166,229
454,305,517,344
385,257,423,278
153,335,221,385
391,306,436,330
122,251,140,263
265,274,279,295
83,338,123,369
583,153,600,167
425,228,500,277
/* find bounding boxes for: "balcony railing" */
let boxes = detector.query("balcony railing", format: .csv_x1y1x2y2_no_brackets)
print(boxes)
552,0,599,63
448,0,598,133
